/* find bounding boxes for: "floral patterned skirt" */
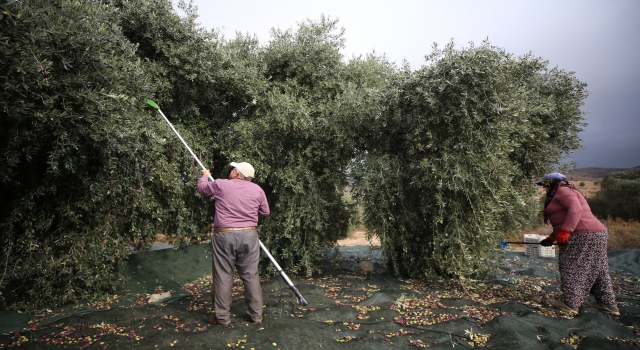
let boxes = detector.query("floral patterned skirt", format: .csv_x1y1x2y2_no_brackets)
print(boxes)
558,230,617,308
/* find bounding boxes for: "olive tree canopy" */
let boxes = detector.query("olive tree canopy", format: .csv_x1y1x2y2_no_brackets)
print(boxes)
351,42,587,278
1,0,588,311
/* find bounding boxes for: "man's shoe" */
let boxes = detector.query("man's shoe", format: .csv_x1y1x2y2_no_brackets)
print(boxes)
547,299,579,315
207,315,231,326
582,301,620,315
245,314,263,325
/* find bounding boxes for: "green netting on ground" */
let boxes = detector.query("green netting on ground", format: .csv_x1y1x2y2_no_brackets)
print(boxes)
2,245,640,349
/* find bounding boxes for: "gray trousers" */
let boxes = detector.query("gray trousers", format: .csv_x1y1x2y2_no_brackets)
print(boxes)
211,229,263,323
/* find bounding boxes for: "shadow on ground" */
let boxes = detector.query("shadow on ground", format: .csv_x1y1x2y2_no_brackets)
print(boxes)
2,245,640,349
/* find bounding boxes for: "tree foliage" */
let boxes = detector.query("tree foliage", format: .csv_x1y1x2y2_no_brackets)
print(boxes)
0,0,231,310
350,42,587,278
588,168,640,221
1,0,588,311
1,0,166,309
222,17,391,276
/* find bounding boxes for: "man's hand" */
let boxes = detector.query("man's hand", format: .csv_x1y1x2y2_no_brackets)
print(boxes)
556,230,571,245
202,169,211,177
540,237,555,247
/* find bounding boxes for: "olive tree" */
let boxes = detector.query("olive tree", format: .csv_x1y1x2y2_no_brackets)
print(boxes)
0,0,257,310
220,17,393,276
0,0,175,309
112,0,268,244
351,42,587,278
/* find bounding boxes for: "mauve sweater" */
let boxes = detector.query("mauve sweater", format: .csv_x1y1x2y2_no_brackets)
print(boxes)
545,186,606,238
197,175,270,228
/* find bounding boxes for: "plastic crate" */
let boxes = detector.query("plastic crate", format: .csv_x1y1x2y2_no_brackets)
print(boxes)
539,243,555,257
524,234,540,256
523,234,555,257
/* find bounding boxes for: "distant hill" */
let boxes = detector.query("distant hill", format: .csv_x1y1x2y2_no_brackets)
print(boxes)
566,167,631,179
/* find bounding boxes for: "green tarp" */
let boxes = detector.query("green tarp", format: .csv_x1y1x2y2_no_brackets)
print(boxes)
2,244,640,349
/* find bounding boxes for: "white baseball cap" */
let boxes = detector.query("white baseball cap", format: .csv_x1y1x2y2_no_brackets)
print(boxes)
230,162,255,178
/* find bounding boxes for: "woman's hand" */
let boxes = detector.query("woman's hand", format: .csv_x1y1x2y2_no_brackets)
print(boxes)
556,230,571,245
540,237,555,247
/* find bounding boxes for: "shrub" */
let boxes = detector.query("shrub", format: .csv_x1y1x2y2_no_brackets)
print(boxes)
588,168,640,221
579,182,585,187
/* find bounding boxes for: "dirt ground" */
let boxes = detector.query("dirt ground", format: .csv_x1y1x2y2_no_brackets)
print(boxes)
339,230,537,254
337,230,380,247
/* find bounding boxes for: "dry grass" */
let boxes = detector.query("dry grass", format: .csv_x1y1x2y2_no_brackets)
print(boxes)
521,225,553,237
566,177,602,198
511,219,640,252
154,234,174,243
605,217,640,251
534,177,601,198
337,229,381,247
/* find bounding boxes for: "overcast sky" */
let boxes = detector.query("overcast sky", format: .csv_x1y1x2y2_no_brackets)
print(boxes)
175,0,640,169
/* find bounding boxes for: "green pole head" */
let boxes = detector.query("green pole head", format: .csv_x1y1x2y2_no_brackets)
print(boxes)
145,99,160,109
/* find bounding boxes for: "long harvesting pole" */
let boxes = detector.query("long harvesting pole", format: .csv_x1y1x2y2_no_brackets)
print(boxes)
145,99,308,306
503,241,559,245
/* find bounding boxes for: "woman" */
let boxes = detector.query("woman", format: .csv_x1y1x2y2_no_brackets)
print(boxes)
536,172,619,315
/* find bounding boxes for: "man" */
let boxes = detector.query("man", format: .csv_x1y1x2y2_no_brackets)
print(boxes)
197,162,270,326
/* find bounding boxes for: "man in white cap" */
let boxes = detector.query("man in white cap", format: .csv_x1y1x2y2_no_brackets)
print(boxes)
197,162,270,326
